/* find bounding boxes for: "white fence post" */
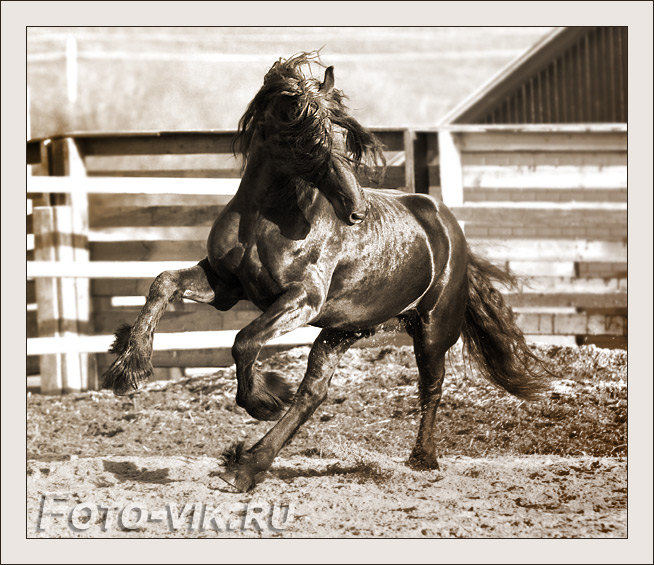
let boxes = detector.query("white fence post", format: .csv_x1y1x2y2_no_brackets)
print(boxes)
438,130,464,206
49,137,94,390
438,130,465,232
34,207,64,393
54,206,84,392
33,205,89,393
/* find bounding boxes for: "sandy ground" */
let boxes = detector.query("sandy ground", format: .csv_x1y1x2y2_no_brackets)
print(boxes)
28,454,625,538
27,343,627,538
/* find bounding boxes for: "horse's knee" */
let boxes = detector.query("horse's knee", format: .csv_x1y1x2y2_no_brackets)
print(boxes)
150,270,180,299
232,330,258,364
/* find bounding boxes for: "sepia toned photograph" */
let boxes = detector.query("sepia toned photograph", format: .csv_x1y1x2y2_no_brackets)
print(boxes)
7,4,648,554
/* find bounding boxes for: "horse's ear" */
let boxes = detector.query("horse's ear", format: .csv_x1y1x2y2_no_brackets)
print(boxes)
320,66,335,93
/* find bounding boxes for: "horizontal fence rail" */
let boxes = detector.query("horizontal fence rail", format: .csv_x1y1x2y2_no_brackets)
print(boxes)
27,124,627,393
28,327,324,355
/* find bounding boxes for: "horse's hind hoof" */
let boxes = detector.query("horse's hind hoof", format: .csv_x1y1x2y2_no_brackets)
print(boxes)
218,469,257,493
407,450,441,471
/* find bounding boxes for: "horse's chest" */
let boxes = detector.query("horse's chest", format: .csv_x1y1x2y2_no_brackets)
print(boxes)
208,204,332,306
244,236,311,283
206,206,244,274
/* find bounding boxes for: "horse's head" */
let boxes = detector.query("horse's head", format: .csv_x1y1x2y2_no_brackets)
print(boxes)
233,53,385,226
315,149,370,226
310,67,368,225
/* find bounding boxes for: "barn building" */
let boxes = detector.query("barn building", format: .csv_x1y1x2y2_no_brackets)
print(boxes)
432,26,627,349
439,26,627,125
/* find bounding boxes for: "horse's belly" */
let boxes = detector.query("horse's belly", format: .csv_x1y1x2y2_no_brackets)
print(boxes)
315,234,434,328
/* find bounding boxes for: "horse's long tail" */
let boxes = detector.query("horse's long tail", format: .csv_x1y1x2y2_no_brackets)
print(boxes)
460,250,551,400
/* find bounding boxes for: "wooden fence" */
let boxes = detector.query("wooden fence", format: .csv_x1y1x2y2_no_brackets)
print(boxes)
27,124,627,393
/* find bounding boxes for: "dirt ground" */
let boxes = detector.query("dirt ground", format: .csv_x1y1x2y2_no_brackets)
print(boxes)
27,343,627,538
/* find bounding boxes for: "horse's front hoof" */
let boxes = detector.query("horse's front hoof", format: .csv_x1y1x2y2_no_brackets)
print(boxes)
102,352,153,396
240,370,294,421
218,469,257,493
243,400,285,422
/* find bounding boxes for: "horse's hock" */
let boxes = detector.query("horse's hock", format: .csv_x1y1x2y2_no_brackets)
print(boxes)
27,125,627,392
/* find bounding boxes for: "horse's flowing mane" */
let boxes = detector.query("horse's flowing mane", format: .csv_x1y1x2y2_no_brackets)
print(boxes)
233,51,386,183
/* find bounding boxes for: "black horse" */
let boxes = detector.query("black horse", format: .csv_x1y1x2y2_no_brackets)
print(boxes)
104,52,549,492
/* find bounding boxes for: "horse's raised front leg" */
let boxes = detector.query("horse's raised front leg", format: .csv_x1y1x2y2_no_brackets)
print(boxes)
231,282,325,421
221,328,363,492
103,258,240,395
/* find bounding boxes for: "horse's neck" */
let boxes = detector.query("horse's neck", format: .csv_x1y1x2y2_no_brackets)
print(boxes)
237,158,324,223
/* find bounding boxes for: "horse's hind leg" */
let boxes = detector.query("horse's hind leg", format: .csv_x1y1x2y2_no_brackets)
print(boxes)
103,258,239,395
220,328,363,492
406,308,463,470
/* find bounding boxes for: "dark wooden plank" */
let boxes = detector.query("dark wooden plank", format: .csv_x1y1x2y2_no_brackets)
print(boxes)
616,27,627,122
27,279,36,303
360,166,405,189
27,310,39,338
27,356,40,376
66,130,406,158
89,193,233,208
580,335,627,349
412,132,429,194
88,169,241,178
370,129,405,152
90,240,206,261
90,205,223,228
27,140,42,165
77,133,235,157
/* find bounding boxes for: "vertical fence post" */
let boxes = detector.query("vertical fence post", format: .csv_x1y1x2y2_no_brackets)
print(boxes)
48,137,95,389
412,131,429,195
33,206,86,392
403,129,416,193
438,130,465,232
426,132,441,200
53,206,84,392
27,138,50,380
33,207,64,393
403,129,430,194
